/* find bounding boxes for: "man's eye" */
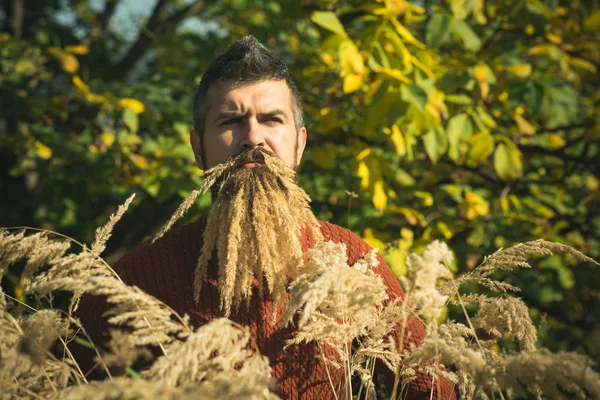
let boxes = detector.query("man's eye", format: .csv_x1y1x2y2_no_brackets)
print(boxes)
222,119,241,126
265,117,282,124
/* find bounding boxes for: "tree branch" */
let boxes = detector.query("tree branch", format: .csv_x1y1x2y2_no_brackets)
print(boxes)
11,0,23,38
109,0,203,79
83,0,119,46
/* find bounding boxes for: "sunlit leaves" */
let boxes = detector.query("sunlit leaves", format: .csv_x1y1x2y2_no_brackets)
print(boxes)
494,140,523,181
34,141,52,160
426,13,451,48
447,113,473,162
423,126,447,164
122,108,139,133
400,84,428,110
310,11,347,36
119,99,145,114
451,19,481,52
48,47,79,74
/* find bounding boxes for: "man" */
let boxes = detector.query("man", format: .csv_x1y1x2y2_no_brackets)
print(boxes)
76,36,455,399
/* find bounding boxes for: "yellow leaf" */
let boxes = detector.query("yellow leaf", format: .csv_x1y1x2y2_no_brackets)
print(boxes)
65,45,89,55
388,206,425,226
528,44,564,61
357,161,370,189
119,98,145,114
343,73,363,93
362,228,386,250
546,32,561,44
356,147,373,161
473,64,488,82
549,134,566,149
514,115,535,135
49,47,79,74
34,141,52,159
364,80,384,104
411,57,434,79
101,132,116,147
72,76,90,93
570,57,597,74
85,93,107,104
500,195,509,213
372,180,388,210
584,10,600,31
506,64,532,78
414,191,434,206
461,190,489,220
372,65,411,83
389,124,406,156
339,39,364,75
525,25,535,35
391,18,425,48
473,64,492,98
436,221,453,239
129,154,150,170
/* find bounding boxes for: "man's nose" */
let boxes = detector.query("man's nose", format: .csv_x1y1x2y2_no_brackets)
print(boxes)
239,118,266,149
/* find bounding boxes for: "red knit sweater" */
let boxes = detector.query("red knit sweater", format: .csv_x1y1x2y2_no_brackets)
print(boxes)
75,216,456,399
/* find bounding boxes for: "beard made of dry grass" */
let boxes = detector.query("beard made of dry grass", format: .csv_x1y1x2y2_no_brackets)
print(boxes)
156,148,323,316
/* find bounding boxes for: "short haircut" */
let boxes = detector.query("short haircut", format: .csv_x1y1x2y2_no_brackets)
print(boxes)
192,36,304,140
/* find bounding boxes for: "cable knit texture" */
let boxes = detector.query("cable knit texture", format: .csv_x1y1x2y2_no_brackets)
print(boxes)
75,216,456,399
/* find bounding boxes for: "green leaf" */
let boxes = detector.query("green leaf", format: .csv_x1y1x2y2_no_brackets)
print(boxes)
311,11,347,36
525,0,552,19
426,13,451,48
401,84,428,110
447,113,473,162
423,126,447,164
123,108,138,133
452,19,482,52
394,167,416,187
494,140,523,180
467,132,494,167
445,94,473,105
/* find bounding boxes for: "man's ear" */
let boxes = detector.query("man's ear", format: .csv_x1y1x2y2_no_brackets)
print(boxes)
295,126,307,167
189,129,205,170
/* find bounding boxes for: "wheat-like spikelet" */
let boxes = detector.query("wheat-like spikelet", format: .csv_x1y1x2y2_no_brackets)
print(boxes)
100,329,152,369
34,275,190,347
399,240,453,327
0,310,72,400
472,296,537,352
487,349,600,399
90,194,135,256
142,318,277,398
64,375,279,400
153,160,235,244
0,229,72,286
442,239,599,296
281,241,385,335
403,329,486,383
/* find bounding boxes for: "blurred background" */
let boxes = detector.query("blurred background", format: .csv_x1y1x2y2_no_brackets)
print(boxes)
0,0,598,359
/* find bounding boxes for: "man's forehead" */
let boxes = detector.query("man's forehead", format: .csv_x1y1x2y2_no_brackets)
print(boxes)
206,80,293,111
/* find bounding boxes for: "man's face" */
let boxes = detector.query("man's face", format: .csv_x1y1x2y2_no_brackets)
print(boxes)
191,80,307,170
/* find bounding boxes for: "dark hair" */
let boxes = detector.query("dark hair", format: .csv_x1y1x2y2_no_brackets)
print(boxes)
192,36,304,139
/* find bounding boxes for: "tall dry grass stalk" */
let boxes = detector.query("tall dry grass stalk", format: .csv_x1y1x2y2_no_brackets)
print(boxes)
280,239,600,400
1,195,278,399
2,187,600,399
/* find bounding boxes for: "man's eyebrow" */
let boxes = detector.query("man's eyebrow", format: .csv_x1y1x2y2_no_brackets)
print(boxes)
259,109,287,119
215,111,248,121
